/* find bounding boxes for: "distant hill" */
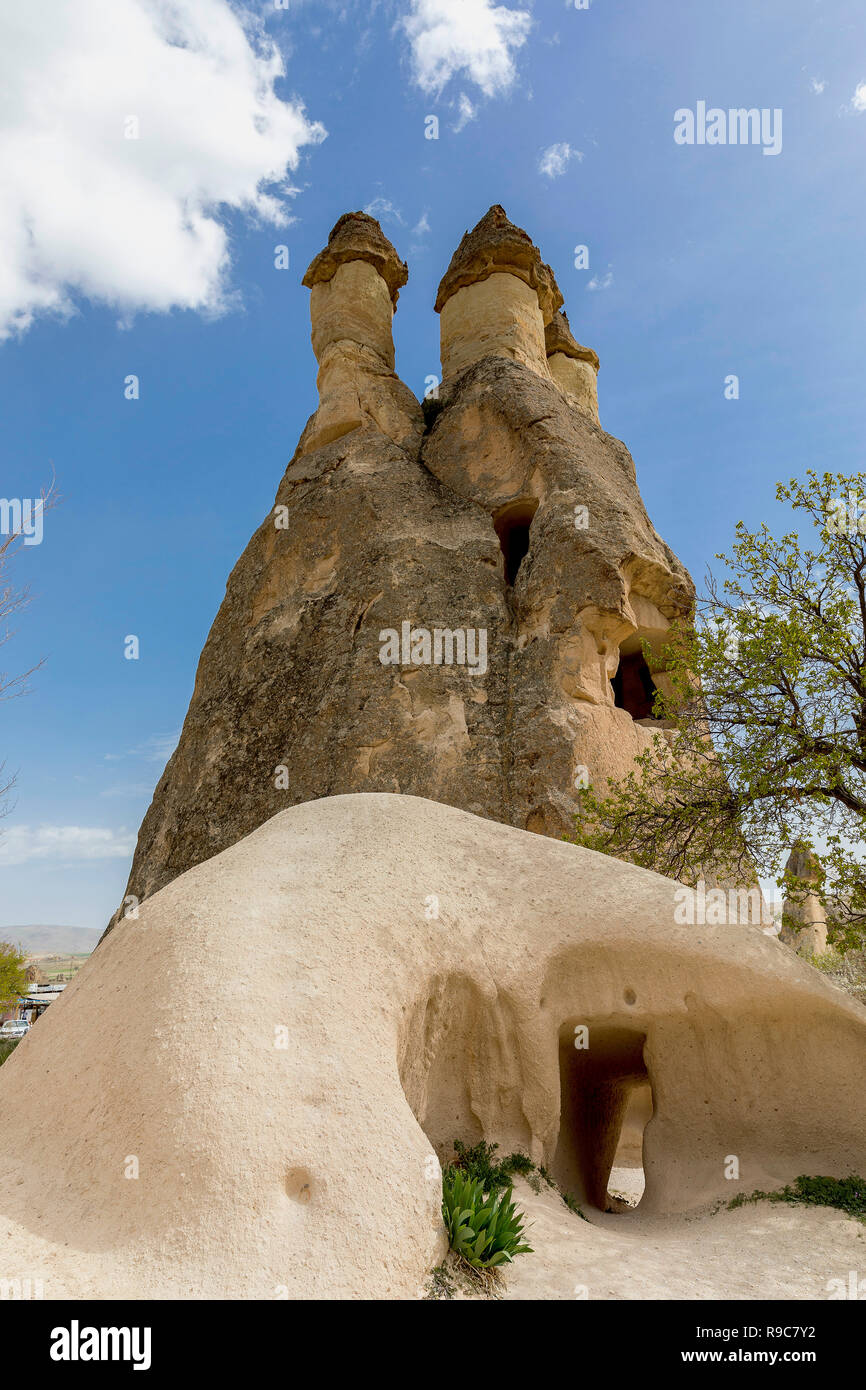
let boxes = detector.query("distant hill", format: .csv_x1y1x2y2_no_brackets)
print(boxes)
1,926,100,956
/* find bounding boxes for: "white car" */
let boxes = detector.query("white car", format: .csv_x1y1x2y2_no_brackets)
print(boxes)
0,1020,30,1039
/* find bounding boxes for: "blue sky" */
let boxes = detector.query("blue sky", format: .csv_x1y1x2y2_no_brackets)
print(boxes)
1,0,865,928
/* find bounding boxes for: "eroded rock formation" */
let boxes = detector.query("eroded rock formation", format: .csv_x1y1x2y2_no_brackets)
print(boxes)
111,206,694,923
545,310,600,424
4,795,865,1298
782,843,828,956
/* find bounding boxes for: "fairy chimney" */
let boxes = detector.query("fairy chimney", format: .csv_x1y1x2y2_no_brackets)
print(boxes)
434,205,563,381
545,310,600,425
299,211,421,455
781,843,828,957
108,205,699,933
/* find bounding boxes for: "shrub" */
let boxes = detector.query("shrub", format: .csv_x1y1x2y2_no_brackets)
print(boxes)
442,1167,533,1271
813,948,866,1002
446,1137,589,1225
729,1174,866,1222
0,1039,20,1066
449,1139,533,1192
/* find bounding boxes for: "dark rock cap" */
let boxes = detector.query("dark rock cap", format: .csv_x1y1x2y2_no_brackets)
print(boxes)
785,841,824,882
545,310,600,371
434,205,564,321
303,211,408,307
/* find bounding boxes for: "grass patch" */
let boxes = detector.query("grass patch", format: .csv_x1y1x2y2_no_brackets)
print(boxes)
728,1174,866,1223
0,1040,20,1066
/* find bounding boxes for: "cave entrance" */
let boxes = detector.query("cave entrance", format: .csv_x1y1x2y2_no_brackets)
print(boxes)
612,648,659,721
494,499,538,586
554,1024,652,1212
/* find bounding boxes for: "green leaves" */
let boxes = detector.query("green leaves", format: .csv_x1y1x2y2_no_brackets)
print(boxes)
441,1167,533,1272
729,1174,866,1223
0,941,28,1012
449,1138,533,1192
569,469,866,944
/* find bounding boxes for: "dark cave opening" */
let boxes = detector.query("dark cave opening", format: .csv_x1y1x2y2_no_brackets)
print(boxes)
494,500,539,586
612,650,659,721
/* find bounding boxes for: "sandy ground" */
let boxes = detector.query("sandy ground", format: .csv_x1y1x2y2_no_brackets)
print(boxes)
5,1166,865,1301
484,1173,866,1301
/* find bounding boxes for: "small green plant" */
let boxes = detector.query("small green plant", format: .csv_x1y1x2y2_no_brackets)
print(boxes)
449,1139,533,1192
446,1138,592,1224
0,1040,20,1067
424,1263,457,1300
729,1174,866,1223
503,1151,534,1179
561,1189,590,1220
442,1167,533,1271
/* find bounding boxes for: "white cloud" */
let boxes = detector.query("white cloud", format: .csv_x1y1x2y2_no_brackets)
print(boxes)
409,210,431,253
401,0,531,97
538,141,582,178
587,268,613,291
100,784,158,799
810,78,826,95
0,825,136,867
453,92,477,132
853,82,866,112
104,731,180,764
0,0,325,341
137,732,180,763
411,211,431,238
363,197,405,225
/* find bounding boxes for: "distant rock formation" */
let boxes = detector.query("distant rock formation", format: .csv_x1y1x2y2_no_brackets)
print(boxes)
781,843,828,956
109,206,694,927
5,926,100,957
6,795,866,1297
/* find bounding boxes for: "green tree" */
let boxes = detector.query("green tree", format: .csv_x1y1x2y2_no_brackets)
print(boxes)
569,470,866,943
0,941,28,1012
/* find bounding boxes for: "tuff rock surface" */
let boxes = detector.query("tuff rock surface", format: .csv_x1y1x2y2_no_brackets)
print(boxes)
111,207,694,924
5,795,866,1298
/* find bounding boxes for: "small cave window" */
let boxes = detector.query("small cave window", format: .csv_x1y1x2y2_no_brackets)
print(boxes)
494,500,539,586
612,649,659,721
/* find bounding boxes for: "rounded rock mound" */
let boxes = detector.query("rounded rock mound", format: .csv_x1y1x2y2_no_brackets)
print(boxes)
0,793,864,1298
